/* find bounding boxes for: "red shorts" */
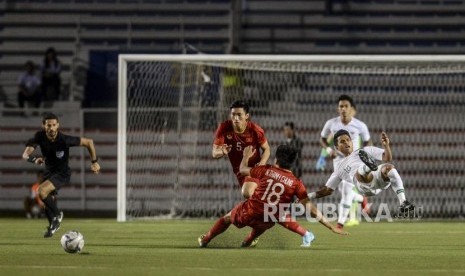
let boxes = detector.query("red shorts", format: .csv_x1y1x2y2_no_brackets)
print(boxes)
230,201,275,231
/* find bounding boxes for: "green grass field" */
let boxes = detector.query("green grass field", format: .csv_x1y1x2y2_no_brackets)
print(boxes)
1,218,464,275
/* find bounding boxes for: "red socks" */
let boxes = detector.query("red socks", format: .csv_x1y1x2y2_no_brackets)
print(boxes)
204,217,231,242
243,228,266,244
278,220,307,236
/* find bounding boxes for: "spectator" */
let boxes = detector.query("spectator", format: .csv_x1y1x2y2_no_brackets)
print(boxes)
17,61,42,111
24,170,45,219
41,47,62,101
283,121,303,178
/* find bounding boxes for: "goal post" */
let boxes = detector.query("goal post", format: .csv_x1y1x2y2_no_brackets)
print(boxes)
117,54,128,222
117,54,465,222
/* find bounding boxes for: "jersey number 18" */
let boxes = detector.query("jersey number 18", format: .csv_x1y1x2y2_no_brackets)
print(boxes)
261,179,285,205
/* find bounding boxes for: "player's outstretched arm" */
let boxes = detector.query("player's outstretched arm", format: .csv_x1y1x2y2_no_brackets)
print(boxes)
301,198,349,235
307,187,334,200
80,137,100,174
308,174,339,199
212,144,232,159
22,146,44,165
380,132,392,162
258,141,271,166
239,146,256,176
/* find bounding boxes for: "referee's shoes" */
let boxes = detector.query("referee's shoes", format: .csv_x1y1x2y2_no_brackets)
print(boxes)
43,215,62,238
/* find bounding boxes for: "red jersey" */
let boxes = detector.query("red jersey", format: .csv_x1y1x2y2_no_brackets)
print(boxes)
245,165,308,218
213,120,267,185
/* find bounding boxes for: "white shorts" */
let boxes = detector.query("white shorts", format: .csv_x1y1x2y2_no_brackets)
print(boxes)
354,164,391,196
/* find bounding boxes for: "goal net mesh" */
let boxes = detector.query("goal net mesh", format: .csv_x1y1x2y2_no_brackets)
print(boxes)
121,56,465,220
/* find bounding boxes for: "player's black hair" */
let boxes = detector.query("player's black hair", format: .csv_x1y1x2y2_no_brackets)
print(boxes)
338,94,356,109
275,144,297,170
333,129,351,146
42,112,59,124
284,121,295,130
230,100,249,114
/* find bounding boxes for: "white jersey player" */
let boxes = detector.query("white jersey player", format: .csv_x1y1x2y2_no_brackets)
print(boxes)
319,95,371,226
320,95,371,163
309,129,415,229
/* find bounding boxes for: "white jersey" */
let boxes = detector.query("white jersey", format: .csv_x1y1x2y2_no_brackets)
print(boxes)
321,117,371,163
325,146,384,190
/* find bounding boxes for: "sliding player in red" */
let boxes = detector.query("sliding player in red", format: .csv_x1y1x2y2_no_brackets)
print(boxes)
199,144,347,247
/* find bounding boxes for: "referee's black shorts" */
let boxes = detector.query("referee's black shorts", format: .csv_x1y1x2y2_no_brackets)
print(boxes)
44,170,71,190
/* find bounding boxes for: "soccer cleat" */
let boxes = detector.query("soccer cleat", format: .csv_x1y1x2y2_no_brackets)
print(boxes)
43,216,61,238
43,227,53,238
198,234,208,248
49,217,61,235
241,238,259,248
250,238,259,247
358,150,378,171
345,219,360,227
58,211,64,223
399,200,415,216
336,223,344,229
301,232,315,247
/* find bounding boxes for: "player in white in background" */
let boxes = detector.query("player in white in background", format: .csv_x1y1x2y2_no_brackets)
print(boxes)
309,129,415,228
319,95,371,227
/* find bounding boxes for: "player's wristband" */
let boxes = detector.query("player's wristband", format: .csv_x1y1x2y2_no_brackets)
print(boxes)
91,157,99,164
325,147,334,155
27,156,37,164
307,192,316,199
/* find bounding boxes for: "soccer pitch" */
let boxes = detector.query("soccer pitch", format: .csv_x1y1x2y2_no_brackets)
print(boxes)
1,219,464,276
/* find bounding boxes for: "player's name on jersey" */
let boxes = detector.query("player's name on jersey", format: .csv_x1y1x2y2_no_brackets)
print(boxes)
265,169,294,186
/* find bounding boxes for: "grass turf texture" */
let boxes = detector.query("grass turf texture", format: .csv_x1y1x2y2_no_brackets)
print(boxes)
0,219,464,276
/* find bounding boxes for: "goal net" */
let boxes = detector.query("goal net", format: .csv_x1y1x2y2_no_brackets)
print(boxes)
118,55,465,221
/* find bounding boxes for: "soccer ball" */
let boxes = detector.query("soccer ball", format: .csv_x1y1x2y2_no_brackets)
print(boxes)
60,230,85,253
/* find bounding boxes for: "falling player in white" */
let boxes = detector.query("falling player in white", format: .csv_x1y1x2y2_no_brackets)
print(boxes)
309,129,415,229
319,95,371,226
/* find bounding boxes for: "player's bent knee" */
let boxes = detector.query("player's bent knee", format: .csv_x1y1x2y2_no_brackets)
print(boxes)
38,190,49,200
381,164,394,174
223,213,232,224
38,183,54,199
38,186,46,198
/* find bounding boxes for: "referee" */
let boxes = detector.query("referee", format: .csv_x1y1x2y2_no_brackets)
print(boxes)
22,112,101,237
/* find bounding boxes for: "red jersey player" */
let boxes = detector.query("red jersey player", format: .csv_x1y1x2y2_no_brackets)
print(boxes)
212,100,312,246
199,144,348,248
212,100,271,186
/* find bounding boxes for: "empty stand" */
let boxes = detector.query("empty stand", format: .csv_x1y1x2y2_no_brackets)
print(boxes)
242,0,465,53
0,0,232,107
